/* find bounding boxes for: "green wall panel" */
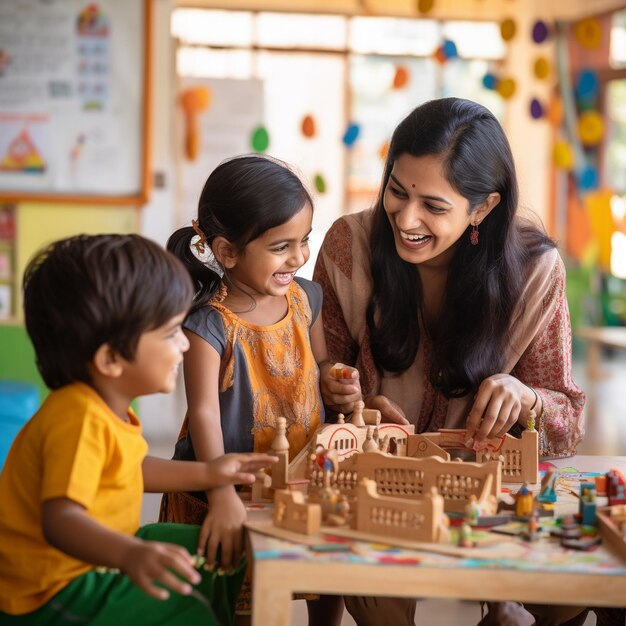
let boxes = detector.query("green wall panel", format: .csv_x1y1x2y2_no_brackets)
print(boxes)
0,325,47,402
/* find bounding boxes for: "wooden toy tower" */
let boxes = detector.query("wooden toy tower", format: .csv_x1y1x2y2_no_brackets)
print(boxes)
271,416,290,490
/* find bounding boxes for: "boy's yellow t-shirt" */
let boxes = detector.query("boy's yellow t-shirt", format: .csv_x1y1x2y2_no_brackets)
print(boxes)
0,382,148,615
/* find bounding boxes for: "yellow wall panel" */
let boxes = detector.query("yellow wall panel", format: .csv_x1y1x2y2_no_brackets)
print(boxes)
14,203,139,317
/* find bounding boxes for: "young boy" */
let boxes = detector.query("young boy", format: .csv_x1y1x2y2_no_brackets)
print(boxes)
0,234,276,626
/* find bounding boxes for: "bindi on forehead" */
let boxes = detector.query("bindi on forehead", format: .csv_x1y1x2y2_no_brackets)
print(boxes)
411,183,415,188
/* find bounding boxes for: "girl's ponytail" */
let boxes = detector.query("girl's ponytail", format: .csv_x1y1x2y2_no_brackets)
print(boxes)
167,226,221,312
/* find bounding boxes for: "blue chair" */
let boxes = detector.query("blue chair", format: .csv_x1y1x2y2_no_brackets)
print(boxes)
0,380,39,473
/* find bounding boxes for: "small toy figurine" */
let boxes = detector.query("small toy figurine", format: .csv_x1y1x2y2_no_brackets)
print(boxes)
458,500,476,548
386,436,396,455
579,482,597,526
329,362,358,380
606,469,626,505
457,520,474,548
522,510,540,542
350,400,366,427
326,494,351,527
362,426,378,453
466,495,481,525
537,468,557,504
515,483,535,518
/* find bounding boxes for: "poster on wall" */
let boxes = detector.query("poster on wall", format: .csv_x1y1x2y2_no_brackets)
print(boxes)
0,0,149,204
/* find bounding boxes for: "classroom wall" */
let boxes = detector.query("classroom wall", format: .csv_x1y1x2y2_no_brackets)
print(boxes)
3,0,620,436
180,0,626,20
502,0,556,229
137,0,187,438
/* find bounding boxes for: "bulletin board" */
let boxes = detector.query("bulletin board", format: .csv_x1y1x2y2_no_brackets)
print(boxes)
0,0,151,205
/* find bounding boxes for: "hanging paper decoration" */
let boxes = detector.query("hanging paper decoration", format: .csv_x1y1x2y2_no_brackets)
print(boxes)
578,166,599,191
482,73,497,90
577,110,604,146
576,69,599,101
613,196,626,235
442,40,458,59
532,20,549,44
393,66,409,89
533,57,550,80
417,0,435,14
433,46,447,64
565,190,594,261
585,190,616,272
496,77,516,99
530,98,544,119
553,140,574,170
500,18,517,42
378,141,390,161
548,97,564,127
180,86,212,161
573,18,602,49
251,126,269,152
342,123,360,147
301,114,316,138
314,173,326,194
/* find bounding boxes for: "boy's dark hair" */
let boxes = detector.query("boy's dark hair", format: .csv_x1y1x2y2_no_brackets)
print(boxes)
168,154,313,313
23,234,194,390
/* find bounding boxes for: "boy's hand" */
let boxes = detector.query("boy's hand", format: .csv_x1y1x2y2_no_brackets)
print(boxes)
206,453,277,488
199,487,247,568
121,540,201,601
319,361,361,414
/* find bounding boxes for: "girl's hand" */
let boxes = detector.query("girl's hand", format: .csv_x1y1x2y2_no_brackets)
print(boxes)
121,540,201,601
365,395,409,425
198,487,247,569
205,453,277,488
319,361,361,414
465,374,529,442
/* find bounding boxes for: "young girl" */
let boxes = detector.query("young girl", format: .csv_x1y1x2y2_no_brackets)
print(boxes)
160,154,358,625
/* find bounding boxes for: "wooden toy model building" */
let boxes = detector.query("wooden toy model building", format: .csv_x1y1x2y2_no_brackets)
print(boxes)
256,409,540,545
310,400,417,460
272,447,450,544
407,427,539,484
307,448,500,515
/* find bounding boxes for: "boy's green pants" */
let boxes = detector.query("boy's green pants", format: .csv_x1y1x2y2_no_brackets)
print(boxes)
0,524,245,626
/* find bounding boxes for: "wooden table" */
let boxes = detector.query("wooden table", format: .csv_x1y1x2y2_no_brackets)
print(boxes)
575,326,626,381
247,456,626,626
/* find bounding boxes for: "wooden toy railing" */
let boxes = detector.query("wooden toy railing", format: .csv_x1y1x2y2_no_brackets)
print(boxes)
407,429,538,484
351,479,448,543
308,451,500,514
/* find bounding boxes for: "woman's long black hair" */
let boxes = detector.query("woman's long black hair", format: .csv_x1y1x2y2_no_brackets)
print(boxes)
367,98,554,397
167,154,313,313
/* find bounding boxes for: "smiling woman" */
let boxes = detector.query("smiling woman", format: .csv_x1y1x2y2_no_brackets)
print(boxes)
382,154,500,271
313,97,587,626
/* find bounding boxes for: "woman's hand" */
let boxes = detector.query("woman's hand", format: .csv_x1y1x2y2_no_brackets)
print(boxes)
465,374,533,442
198,486,247,569
319,361,361,414
365,395,409,425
